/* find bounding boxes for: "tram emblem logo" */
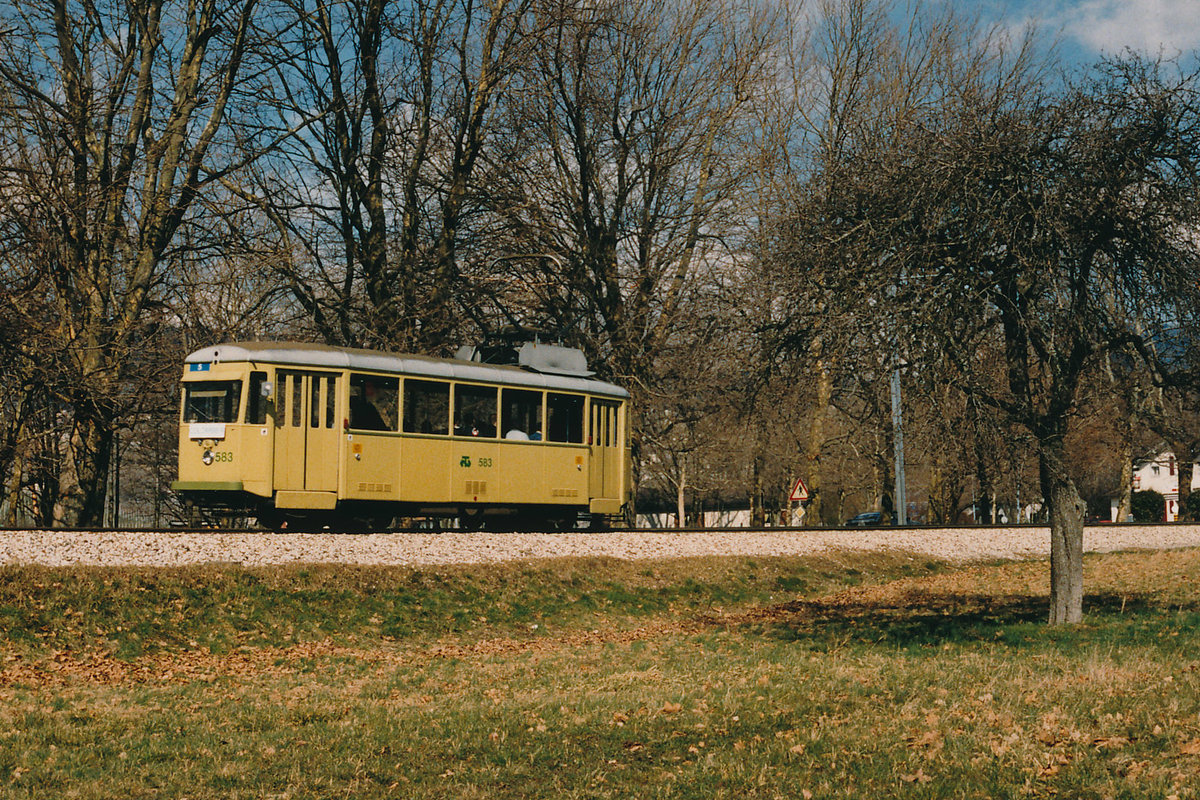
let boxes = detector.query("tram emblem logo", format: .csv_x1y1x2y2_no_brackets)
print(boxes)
460,456,472,468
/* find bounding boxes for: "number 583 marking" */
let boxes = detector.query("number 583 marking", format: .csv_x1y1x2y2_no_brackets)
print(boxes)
460,456,493,468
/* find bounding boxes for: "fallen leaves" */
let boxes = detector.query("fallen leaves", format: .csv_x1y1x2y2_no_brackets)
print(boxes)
904,725,944,758
1090,735,1128,752
899,767,932,784
1038,752,1072,778
989,732,1019,758
0,639,367,689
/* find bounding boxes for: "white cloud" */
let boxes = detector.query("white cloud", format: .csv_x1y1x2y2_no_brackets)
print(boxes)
1049,0,1200,57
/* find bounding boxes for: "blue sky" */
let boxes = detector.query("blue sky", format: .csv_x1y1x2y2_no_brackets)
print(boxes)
965,0,1200,68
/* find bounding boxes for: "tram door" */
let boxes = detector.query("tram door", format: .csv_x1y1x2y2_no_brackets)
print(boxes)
589,400,622,502
275,371,341,493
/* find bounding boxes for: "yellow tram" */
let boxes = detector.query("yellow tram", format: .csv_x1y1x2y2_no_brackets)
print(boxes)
171,341,631,529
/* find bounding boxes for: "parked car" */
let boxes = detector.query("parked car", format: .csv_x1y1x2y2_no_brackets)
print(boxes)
846,511,883,527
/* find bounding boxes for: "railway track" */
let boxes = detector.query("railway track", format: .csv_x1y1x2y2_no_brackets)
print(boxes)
3,523,1200,569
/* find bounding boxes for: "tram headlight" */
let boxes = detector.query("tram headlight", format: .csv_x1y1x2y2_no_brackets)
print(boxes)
202,449,214,466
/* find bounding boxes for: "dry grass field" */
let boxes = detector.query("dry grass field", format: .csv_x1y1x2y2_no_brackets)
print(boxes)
2,549,1200,798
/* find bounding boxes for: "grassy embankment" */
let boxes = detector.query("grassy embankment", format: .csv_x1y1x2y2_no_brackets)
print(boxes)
2,548,1200,798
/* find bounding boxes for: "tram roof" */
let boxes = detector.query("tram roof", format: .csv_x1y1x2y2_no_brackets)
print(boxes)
183,341,630,399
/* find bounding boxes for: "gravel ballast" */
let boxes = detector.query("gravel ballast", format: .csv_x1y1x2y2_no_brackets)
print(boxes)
3,525,1200,568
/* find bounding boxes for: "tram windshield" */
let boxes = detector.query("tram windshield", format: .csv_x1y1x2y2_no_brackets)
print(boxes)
183,381,244,423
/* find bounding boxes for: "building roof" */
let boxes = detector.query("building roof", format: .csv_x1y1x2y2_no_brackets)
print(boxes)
183,341,630,399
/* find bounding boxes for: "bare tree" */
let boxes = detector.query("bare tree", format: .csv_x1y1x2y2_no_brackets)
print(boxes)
0,277,60,524
491,0,782,369
789,50,1200,623
0,0,268,525
637,285,752,526
480,0,785,515
762,0,973,525
248,0,539,353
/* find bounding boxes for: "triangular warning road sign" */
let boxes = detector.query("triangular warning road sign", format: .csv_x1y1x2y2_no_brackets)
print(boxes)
789,477,809,502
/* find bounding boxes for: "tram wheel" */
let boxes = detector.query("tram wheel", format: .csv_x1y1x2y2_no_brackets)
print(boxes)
544,514,577,531
459,508,486,531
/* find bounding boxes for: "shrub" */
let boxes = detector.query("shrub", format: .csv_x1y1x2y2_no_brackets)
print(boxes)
1180,491,1200,522
1131,490,1166,523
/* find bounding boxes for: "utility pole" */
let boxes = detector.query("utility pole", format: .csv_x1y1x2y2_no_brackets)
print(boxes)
891,367,907,525
889,266,907,526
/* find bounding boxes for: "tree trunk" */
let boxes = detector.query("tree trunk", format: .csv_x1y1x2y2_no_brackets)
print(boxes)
2,448,23,526
1041,440,1085,625
1167,439,1195,519
675,461,686,529
751,451,765,527
876,443,894,522
1115,453,1133,522
803,363,832,526
975,451,994,524
1178,457,1195,520
53,404,114,528
1115,414,1134,523
928,459,944,523
627,426,641,527
1,405,27,526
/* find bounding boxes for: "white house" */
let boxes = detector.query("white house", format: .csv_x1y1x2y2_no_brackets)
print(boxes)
1115,448,1200,522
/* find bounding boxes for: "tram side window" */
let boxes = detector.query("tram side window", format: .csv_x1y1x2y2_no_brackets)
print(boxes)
604,404,616,446
183,381,243,424
501,389,542,441
289,375,302,427
547,393,584,443
311,375,341,429
594,401,618,446
454,385,497,438
247,372,269,425
326,376,338,428
349,374,398,431
403,380,450,435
